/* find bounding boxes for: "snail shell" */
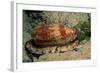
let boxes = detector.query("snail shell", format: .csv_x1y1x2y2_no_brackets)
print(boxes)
32,24,77,46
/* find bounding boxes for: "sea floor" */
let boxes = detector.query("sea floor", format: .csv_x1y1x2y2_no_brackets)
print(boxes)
23,40,91,62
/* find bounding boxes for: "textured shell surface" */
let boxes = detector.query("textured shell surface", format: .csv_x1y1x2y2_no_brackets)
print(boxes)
32,24,77,46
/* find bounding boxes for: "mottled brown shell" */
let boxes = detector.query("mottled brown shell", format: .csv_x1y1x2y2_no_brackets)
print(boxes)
32,24,77,46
